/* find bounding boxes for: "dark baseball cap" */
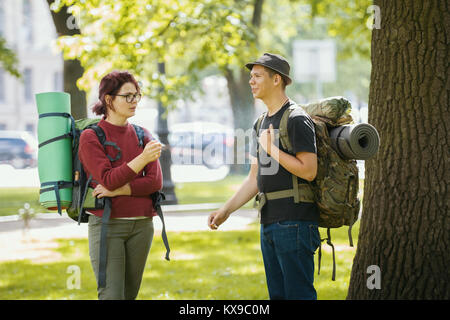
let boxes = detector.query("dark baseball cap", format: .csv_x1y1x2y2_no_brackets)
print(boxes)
245,53,292,85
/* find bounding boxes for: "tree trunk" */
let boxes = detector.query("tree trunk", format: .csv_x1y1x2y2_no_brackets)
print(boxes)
347,0,449,299
46,1,87,120
156,62,177,204
225,68,255,174
225,68,255,132
225,0,264,174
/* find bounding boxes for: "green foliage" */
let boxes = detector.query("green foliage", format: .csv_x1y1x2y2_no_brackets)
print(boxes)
0,36,20,78
49,0,374,113
302,0,373,59
53,0,259,110
281,0,373,102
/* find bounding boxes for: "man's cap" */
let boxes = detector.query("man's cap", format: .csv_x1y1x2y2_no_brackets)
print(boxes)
245,53,292,85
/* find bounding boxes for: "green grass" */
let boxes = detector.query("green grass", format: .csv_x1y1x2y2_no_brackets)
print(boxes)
174,175,248,205
0,221,360,300
0,175,249,216
0,176,364,216
0,187,52,216
0,174,362,299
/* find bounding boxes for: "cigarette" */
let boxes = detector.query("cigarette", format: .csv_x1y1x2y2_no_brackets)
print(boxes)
151,138,169,150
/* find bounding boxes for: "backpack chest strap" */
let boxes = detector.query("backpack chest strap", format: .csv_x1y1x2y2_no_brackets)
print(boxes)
267,182,315,203
254,182,315,212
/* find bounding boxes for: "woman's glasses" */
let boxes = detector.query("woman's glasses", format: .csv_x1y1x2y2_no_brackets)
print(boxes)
111,93,142,103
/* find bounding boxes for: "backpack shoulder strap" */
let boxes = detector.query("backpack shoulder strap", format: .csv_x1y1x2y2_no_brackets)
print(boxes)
88,124,106,145
255,112,267,156
255,112,267,137
131,124,145,148
88,124,122,162
278,104,298,154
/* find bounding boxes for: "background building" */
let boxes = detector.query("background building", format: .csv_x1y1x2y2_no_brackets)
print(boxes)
0,1,235,136
0,0,63,135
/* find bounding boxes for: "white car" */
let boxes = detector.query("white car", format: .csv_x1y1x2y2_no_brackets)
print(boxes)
169,122,234,169
0,131,38,169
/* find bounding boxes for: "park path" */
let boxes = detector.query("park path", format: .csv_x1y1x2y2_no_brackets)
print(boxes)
0,205,258,263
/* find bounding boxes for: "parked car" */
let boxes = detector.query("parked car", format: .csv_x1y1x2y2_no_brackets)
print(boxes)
168,122,234,169
0,131,38,169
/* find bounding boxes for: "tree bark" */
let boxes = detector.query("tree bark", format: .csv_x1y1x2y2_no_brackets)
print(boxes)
225,68,255,132
225,0,264,173
156,62,177,204
347,0,449,299
46,1,87,120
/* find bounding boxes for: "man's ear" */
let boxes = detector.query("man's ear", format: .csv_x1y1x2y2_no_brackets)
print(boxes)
274,74,282,86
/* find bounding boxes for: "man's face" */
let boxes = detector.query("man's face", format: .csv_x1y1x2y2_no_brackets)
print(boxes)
249,65,275,100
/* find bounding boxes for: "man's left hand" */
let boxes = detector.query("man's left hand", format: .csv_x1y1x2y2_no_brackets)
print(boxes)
258,123,276,155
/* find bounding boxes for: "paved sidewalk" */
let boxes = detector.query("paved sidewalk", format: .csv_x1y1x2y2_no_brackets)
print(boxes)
0,205,258,263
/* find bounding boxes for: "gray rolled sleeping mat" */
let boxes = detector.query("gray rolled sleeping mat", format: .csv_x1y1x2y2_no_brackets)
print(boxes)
329,123,380,160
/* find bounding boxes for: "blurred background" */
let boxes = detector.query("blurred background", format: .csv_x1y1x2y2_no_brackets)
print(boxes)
0,0,371,203
1,1,447,301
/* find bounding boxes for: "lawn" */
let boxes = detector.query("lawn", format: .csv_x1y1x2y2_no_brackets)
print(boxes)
0,175,250,217
174,174,249,205
0,221,360,300
0,187,52,217
0,173,362,299
0,175,362,216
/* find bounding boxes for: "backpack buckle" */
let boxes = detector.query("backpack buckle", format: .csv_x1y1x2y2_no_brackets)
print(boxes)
253,192,267,213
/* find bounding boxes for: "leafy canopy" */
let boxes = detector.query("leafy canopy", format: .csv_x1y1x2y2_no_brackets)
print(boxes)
53,0,259,109
52,0,373,108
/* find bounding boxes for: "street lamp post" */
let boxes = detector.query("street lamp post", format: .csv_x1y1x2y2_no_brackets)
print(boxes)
156,61,177,204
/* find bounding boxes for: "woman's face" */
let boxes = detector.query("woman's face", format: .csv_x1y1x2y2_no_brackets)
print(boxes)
107,82,140,119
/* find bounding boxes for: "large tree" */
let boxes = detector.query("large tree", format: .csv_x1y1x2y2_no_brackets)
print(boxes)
53,0,259,116
46,1,87,120
347,0,449,299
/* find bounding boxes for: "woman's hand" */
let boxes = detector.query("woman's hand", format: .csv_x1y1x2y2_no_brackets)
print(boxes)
92,183,131,198
127,140,163,174
142,140,163,163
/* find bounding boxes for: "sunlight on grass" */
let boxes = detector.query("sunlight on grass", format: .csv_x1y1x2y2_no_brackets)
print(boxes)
174,175,247,205
0,221,360,300
0,175,250,216
0,187,51,217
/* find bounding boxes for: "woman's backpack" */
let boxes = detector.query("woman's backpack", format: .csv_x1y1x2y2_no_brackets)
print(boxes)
39,115,169,288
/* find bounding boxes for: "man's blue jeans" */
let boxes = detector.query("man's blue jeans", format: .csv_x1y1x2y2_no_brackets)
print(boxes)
260,220,321,300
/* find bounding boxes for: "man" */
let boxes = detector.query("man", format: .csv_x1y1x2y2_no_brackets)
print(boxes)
208,53,321,300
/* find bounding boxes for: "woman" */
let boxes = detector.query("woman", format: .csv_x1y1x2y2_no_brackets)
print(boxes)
79,70,163,300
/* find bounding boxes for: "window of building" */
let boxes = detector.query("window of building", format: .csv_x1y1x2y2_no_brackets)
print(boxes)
25,123,35,133
24,68,33,102
54,71,63,91
0,2,5,37
0,68,4,102
23,0,33,46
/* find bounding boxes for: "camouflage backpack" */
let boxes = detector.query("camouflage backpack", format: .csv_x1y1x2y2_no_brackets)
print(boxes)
255,97,360,280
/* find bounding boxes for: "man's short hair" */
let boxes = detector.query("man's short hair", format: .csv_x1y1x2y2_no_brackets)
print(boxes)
263,66,287,89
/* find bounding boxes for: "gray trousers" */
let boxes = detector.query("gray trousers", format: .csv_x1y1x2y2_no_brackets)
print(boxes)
88,215,154,300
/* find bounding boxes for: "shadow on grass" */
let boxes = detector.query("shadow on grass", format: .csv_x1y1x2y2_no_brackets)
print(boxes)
0,222,359,300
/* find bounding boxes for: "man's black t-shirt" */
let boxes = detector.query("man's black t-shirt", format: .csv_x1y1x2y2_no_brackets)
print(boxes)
250,100,319,225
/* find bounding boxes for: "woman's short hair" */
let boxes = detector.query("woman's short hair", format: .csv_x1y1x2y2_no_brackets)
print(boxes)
92,70,140,116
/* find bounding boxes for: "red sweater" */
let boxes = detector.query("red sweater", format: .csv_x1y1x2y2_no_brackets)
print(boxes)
79,119,163,218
